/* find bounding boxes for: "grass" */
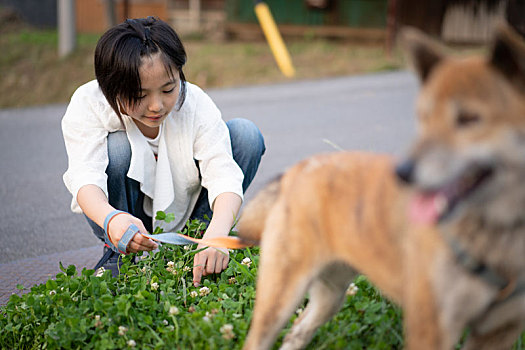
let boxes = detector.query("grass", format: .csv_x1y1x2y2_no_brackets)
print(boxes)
0,26,404,108
0,217,405,349
3,214,524,348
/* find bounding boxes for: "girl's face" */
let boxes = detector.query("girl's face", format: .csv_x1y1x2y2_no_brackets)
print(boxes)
120,53,179,138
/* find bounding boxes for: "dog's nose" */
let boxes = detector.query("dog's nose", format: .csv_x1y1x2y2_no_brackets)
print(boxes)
395,159,415,184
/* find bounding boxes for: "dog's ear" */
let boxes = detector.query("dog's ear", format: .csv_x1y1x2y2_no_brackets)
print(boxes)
400,26,446,83
490,23,525,93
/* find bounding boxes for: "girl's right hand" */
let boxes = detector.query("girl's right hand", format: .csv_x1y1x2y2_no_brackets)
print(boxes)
107,213,158,253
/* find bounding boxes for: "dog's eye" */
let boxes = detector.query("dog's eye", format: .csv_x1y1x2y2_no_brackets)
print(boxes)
456,111,481,128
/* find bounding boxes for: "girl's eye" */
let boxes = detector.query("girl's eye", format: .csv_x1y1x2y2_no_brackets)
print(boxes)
138,95,146,100
164,87,175,94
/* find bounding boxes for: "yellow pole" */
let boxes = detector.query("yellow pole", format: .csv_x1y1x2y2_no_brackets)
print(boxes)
254,1,296,78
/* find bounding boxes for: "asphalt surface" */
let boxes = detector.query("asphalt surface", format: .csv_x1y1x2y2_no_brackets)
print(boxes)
0,71,418,304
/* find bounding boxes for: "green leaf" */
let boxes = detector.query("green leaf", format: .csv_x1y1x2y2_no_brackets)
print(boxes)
165,213,175,223
156,211,166,220
45,279,58,291
66,264,77,277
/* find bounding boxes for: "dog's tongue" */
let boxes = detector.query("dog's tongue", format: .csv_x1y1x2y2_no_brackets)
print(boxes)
409,192,444,225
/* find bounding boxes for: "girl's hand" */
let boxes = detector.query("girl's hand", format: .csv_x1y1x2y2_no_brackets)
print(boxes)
191,192,241,287
193,242,229,287
107,213,158,253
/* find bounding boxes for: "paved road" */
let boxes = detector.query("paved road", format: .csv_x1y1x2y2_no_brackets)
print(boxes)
0,71,418,292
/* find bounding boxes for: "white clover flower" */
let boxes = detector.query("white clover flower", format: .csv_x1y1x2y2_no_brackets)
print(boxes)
220,324,233,333
346,283,359,296
220,324,235,340
199,286,211,296
183,245,191,250
169,306,179,315
95,267,106,277
202,316,211,322
296,308,303,315
162,319,169,326
49,290,56,296
141,266,147,273
190,291,198,298
118,325,128,336
127,339,136,347
241,257,252,267
94,315,102,328
151,282,159,291
72,296,78,302
228,277,237,284
166,261,175,273
183,266,191,272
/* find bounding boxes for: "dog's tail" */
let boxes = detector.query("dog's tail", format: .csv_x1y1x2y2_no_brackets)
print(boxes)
237,175,282,246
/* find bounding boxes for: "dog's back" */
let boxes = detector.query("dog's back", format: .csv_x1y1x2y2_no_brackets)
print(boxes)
238,151,406,295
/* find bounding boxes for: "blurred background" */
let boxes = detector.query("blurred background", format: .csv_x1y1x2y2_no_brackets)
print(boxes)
0,0,523,109
0,0,524,284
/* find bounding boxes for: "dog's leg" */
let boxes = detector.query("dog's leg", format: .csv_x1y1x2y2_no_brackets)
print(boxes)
463,321,525,350
279,262,357,350
243,263,312,350
404,274,446,350
462,297,525,350
242,232,317,350
403,235,447,350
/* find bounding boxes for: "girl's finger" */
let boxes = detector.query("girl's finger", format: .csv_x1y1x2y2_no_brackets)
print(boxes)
206,253,218,275
135,233,158,249
222,254,229,270
193,253,206,286
214,255,223,274
127,238,155,253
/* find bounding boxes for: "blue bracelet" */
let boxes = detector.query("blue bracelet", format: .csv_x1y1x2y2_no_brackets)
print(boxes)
118,224,140,255
103,210,126,254
104,210,126,234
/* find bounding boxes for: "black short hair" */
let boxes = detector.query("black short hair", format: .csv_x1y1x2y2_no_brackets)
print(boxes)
94,16,187,118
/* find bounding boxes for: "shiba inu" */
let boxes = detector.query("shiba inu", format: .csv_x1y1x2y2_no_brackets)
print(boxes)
238,24,525,350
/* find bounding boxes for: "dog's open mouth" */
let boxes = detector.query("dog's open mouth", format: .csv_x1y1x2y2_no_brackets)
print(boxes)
409,166,494,225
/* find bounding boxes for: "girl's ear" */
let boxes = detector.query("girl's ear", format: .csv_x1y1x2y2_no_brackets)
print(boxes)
400,26,446,83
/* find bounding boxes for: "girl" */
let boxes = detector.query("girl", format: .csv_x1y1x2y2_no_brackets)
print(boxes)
61,17,265,287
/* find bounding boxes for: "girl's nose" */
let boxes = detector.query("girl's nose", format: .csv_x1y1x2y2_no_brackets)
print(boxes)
148,95,163,113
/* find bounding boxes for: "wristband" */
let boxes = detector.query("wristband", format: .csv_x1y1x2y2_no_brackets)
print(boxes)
103,210,126,253
117,224,140,254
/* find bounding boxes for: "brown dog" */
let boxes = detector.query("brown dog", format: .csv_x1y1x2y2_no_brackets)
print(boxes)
238,25,525,350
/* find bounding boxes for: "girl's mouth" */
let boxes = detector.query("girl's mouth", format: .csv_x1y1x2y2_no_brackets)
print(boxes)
144,115,163,121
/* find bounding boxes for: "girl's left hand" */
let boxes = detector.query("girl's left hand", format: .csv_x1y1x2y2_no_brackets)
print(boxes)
193,244,229,287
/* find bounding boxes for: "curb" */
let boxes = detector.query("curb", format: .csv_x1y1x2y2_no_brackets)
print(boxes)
0,245,102,306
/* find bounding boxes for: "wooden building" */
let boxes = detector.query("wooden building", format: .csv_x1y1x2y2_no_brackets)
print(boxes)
73,0,523,44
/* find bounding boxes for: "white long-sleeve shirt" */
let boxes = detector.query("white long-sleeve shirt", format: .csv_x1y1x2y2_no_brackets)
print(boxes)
62,80,244,232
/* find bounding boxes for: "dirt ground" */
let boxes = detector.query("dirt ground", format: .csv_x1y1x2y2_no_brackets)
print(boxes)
0,17,407,109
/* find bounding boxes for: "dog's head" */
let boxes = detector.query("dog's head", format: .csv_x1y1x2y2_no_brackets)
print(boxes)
397,25,525,226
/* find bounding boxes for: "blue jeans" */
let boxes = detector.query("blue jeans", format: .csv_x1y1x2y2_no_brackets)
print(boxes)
87,118,265,272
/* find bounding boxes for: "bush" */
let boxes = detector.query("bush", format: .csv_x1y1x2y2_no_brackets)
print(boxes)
0,215,405,349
